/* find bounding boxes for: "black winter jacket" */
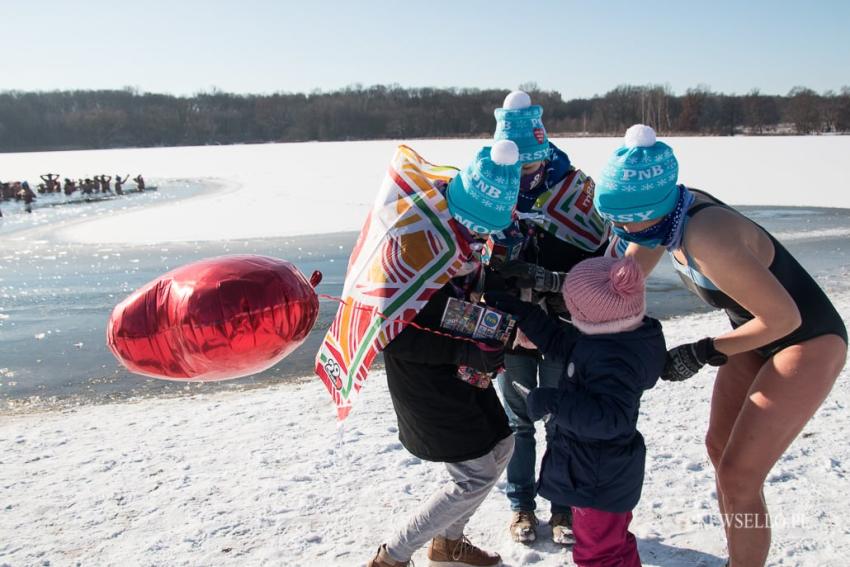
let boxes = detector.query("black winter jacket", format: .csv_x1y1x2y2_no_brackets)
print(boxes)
383,282,512,463
516,307,666,512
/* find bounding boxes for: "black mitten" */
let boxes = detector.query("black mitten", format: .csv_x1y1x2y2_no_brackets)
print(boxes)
661,337,728,382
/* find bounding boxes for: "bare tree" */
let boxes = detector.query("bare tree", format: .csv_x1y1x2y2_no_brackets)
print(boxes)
743,89,780,134
787,87,822,134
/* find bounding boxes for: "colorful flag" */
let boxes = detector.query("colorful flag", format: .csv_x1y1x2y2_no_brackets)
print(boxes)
315,146,470,419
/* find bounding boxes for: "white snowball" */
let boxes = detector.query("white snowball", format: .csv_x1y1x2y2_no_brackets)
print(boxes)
491,140,519,165
624,124,657,148
503,90,532,110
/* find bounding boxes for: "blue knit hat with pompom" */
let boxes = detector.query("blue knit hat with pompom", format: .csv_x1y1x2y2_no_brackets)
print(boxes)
447,140,521,234
493,90,550,164
594,124,679,223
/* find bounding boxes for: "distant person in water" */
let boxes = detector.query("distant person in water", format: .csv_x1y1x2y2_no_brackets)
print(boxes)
40,173,60,193
114,174,129,195
63,178,76,196
100,175,113,193
133,174,145,191
19,181,36,213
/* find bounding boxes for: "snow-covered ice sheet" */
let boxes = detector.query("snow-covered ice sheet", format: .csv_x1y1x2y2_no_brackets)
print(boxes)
1,136,848,246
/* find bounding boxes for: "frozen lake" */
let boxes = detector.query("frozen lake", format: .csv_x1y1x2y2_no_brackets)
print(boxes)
1,138,849,410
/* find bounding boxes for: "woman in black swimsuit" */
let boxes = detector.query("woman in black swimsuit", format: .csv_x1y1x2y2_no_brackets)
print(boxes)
593,125,847,567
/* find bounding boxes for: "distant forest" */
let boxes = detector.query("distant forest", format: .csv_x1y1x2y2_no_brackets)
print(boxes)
1,83,849,152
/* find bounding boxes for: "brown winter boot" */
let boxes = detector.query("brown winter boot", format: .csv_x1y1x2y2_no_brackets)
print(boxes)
367,544,411,567
508,510,538,543
549,511,575,546
427,535,501,566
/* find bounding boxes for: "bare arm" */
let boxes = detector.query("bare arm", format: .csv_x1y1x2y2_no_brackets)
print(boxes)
684,209,801,356
624,241,666,278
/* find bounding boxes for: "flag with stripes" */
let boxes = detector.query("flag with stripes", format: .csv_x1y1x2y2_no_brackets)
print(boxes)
531,169,610,252
315,145,470,420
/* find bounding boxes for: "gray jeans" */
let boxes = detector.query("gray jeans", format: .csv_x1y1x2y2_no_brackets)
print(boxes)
386,435,514,562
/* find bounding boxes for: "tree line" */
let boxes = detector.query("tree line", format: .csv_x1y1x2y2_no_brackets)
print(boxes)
1,83,848,152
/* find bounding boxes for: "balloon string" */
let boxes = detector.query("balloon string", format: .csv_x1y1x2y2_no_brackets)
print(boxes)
317,293,497,348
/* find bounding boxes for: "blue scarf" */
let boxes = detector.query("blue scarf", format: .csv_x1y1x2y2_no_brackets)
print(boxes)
611,186,694,250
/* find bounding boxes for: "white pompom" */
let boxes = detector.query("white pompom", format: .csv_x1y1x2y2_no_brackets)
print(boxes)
491,140,519,165
624,124,657,148
503,90,532,109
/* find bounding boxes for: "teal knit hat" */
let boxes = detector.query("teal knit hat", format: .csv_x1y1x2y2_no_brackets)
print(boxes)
494,90,550,164
594,124,679,223
447,140,521,234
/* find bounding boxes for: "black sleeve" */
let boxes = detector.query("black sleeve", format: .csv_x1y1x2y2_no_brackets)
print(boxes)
515,307,581,362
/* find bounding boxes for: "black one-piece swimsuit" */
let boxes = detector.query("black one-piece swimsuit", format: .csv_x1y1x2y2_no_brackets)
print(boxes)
670,190,847,358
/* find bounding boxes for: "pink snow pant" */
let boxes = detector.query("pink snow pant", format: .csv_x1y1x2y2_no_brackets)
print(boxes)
571,507,641,567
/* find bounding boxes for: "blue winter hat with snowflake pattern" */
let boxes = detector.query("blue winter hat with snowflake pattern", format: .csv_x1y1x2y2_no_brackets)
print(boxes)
493,91,550,164
594,124,679,223
447,140,521,234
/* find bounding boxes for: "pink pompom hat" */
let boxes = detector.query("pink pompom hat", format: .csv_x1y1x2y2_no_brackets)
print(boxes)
563,256,646,335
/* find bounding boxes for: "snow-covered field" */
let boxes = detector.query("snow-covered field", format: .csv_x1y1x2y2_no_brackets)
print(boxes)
1,136,849,245
1,138,849,566
2,304,848,567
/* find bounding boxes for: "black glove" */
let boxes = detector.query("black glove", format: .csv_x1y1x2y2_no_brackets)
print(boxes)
457,340,504,373
661,337,728,382
483,291,534,319
526,387,559,421
497,260,564,293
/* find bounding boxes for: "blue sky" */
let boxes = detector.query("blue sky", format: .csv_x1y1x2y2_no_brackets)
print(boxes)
2,0,848,98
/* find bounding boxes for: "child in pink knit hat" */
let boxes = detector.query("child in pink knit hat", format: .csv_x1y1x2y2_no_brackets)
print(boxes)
487,256,666,567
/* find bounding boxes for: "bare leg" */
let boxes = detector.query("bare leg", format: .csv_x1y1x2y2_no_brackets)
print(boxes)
705,350,764,540
717,335,846,566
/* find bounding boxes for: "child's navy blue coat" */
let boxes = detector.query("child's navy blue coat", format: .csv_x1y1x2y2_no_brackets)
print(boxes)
517,309,667,513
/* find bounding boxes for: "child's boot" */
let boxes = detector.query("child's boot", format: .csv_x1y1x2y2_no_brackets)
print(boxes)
549,511,576,545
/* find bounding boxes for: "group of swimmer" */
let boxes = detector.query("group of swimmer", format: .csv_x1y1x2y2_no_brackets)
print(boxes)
0,174,146,215
33,173,146,196
365,90,847,567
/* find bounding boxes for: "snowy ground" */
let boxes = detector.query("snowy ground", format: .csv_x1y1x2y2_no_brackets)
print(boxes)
2,298,848,567
2,138,849,566
1,136,849,245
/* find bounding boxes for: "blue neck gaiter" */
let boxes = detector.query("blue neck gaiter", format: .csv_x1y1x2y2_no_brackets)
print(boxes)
611,186,693,250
